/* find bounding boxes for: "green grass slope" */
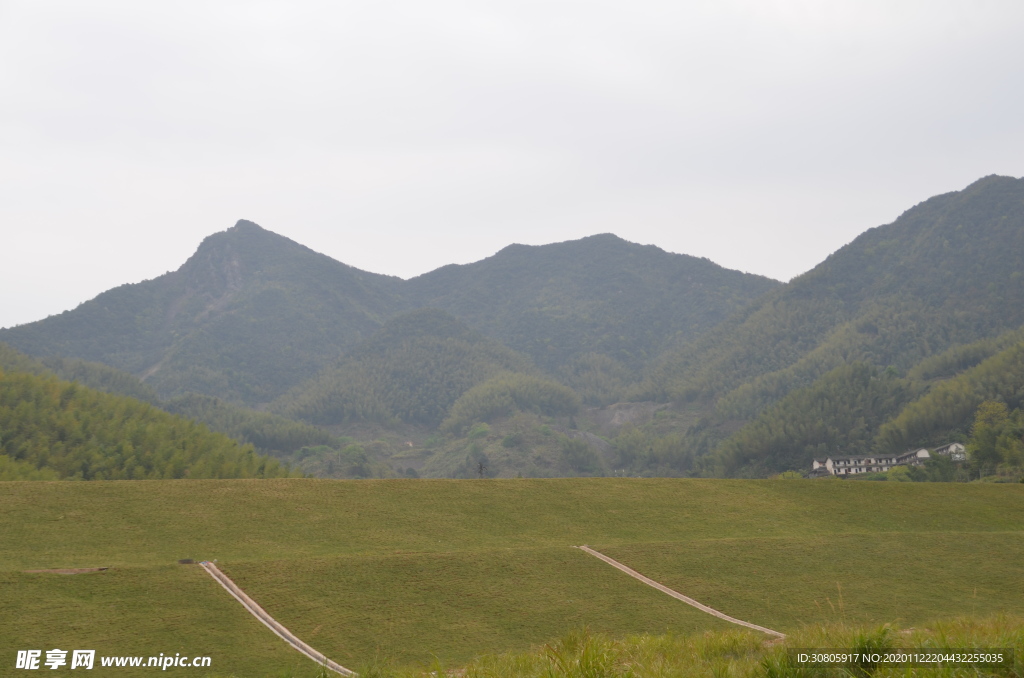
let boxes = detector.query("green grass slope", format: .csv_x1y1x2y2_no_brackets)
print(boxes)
2,478,1022,672
601,532,1024,632
2,566,323,677
223,548,735,667
368,619,1024,678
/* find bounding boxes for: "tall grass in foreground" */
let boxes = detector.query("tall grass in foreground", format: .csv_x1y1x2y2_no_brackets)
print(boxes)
208,615,1024,678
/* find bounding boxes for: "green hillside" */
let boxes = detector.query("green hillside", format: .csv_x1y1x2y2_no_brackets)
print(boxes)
3,177,1024,480
0,229,775,410
0,367,292,480
440,372,581,434
699,332,1024,477
642,175,1024,409
0,342,341,465
408,233,780,371
2,478,1022,673
273,309,538,427
0,221,408,404
622,175,1024,475
875,337,1024,453
708,363,921,476
163,393,339,457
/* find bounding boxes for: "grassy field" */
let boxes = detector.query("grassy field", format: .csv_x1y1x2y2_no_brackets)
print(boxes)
2,478,1023,675
601,532,1024,631
220,548,736,667
358,616,1024,678
1,565,321,676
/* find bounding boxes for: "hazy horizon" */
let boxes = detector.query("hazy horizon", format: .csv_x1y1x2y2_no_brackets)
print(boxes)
3,1,1023,329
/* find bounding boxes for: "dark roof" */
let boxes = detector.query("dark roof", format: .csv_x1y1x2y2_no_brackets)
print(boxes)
827,455,898,461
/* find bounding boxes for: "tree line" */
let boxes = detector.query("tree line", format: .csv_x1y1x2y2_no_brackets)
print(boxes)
0,368,293,480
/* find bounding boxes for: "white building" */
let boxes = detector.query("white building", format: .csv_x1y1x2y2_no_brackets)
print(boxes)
811,448,930,476
932,442,967,461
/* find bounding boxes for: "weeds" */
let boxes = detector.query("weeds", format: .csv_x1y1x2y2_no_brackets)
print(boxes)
206,616,1024,677
544,629,623,678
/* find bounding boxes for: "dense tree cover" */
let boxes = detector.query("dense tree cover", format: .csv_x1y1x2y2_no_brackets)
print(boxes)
612,176,1024,475
2,342,336,461
637,176,1024,417
39,356,162,404
867,401,1024,483
875,339,1024,453
285,443,396,479
0,227,775,405
707,300,999,422
164,393,338,456
0,453,59,481
707,364,920,477
556,352,634,406
0,221,408,403
408,234,778,371
2,341,161,404
965,401,1024,478
0,343,48,375
3,178,1024,480
441,373,581,434
417,412,611,478
907,327,1024,382
274,309,537,427
610,334,1024,480
609,426,695,476
0,367,292,480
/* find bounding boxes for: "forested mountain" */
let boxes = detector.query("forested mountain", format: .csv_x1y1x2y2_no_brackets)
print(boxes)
707,363,922,476
0,365,292,481
0,226,776,406
0,221,408,403
272,309,538,427
664,175,1024,476
874,335,1024,455
3,175,1023,480
642,176,1024,417
692,327,1024,477
407,234,780,370
0,342,341,462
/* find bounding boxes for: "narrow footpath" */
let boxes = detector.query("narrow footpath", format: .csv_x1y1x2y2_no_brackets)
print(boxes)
199,561,356,676
576,545,786,638
200,547,782,676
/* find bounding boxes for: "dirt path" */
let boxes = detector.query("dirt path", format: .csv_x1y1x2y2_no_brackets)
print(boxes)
199,547,780,674
23,567,109,574
199,561,356,676
575,546,785,638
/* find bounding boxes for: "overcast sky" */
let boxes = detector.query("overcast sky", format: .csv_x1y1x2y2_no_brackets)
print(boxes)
2,0,1023,329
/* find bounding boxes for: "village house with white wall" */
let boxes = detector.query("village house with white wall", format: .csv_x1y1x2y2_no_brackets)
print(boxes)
810,442,966,477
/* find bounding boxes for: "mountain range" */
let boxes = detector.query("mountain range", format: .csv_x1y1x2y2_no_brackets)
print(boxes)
2,174,1023,479
0,225,778,405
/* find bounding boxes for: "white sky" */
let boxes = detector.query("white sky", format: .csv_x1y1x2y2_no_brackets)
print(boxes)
2,0,1023,329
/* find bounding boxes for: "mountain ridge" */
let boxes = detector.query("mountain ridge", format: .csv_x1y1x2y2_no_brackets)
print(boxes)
407,231,780,370
0,225,778,404
4,175,1023,479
